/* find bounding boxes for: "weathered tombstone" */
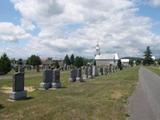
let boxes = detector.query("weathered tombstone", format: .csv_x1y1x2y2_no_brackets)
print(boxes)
100,67,103,75
76,68,83,82
92,66,96,77
83,66,88,80
95,66,99,76
88,66,93,79
18,65,25,73
52,69,61,88
104,67,108,75
40,70,53,90
109,65,112,73
9,73,27,100
69,69,77,82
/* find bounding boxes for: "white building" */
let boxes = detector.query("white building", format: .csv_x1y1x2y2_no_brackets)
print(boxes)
95,44,119,66
121,59,130,66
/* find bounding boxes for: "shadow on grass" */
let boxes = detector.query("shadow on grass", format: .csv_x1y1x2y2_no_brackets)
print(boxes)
0,104,4,110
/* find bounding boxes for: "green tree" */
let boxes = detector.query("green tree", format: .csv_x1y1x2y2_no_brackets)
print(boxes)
70,54,75,65
117,59,123,70
143,46,154,65
74,56,84,68
0,53,11,75
136,59,141,65
64,54,71,65
27,55,42,72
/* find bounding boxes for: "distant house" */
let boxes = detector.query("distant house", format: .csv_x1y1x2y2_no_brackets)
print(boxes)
95,44,119,66
121,59,130,66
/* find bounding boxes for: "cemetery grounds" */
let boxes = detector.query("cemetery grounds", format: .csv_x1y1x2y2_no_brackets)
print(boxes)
0,67,139,120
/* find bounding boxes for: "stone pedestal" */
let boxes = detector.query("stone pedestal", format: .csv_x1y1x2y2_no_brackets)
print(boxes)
9,91,27,100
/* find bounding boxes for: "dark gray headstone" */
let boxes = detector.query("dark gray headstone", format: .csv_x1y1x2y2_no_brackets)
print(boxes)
40,70,53,89
69,69,77,82
9,73,27,100
52,69,61,88
76,68,83,82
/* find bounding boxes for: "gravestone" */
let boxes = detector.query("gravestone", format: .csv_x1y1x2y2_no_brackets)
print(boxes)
69,69,77,82
76,68,83,82
52,69,61,88
9,73,27,100
104,67,108,75
100,67,103,75
92,66,96,77
88,66,93,79
95,66,99,76
40,70,53,90
83,66,88,80
18,65,25,73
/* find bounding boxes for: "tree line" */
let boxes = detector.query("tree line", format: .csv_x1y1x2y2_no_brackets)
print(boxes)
0,46,159,75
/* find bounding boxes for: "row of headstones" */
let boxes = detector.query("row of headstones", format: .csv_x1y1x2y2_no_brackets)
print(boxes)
9,69,61,100
9,65,118,100
69,65,118,82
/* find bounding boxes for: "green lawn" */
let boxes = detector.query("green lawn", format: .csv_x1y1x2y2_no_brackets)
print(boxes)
0,67,139,120
147,66,160,76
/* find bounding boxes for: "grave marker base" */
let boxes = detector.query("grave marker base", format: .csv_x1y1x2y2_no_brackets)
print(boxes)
9,91,27,100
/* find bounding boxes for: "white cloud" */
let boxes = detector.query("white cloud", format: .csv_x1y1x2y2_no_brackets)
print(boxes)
150,0,160,6
0,22,31,42
2,0,159,58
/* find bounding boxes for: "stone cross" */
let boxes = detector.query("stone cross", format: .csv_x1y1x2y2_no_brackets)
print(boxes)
9,72,27,100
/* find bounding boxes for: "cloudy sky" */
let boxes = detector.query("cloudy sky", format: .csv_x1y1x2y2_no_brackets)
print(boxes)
0,0,160,59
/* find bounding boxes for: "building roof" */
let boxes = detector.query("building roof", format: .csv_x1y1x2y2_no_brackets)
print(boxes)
95,53,119,60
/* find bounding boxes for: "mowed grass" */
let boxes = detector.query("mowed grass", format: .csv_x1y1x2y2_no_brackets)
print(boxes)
147,66,160,76
0,67,139,120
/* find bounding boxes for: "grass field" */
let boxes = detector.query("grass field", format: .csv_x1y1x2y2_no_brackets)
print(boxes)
0,67,139,120
147,66,160,76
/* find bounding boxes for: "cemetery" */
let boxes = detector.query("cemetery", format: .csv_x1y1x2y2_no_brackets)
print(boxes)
0,45,160,120
0,62,140,119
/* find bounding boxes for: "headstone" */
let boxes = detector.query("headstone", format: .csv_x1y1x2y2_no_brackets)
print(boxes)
40,70,53,90
52,69,61,88
95,66,99,76
9,73,27,100
76,68,83,82
100,67,103,75
104,67,108,75
109,65,112,73
18,65,25,73
88,66,93,79
92,66,96,77
83,66,88,80
69,69,77,82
